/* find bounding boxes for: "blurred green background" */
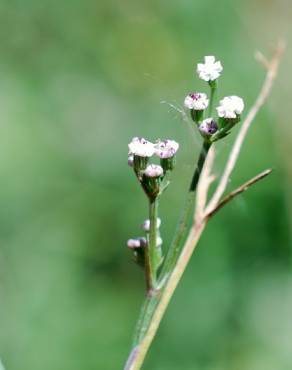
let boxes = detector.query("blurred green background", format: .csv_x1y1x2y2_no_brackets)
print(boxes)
0,0,291,369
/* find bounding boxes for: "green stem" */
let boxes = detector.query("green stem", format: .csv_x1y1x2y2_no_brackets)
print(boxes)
189,140,211,192
148,198,158,289
208,81,217,117
125,82,217,369
125,141,211,369
159,140,211,278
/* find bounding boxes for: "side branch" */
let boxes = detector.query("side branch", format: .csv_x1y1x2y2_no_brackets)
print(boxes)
206,168,272,218
205,41,285,215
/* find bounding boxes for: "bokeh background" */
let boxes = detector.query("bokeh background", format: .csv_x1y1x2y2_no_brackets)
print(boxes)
0,0,291,369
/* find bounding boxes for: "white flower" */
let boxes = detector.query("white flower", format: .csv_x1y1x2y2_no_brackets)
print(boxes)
127,238,141,248
197,56,223,82
184,93,209,110
144,164,164,178
154,140,179,159
199,118,218,136
128,137,155,157
142,217,161,231
216,96,244,119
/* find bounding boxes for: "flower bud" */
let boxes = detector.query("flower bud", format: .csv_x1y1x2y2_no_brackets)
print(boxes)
127,237,147,267
155,140,179,171
127,238,142,248
128,137,155,173
199,118,218,138
144,164,164,178
142,164,164,199
184,93,209,110
142,218,161,231
128,137,155,157
184,93,209,123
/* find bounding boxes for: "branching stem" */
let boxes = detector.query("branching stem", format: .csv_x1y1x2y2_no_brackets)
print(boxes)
124,42,284,370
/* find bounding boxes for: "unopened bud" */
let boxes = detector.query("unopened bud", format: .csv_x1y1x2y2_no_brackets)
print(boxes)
144,164,164,178
142,218,161,231
142,165,164,199
127,238,142,248
199,118,218,138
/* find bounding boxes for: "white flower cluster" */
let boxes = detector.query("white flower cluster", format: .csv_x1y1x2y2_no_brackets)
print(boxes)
183,56,244,131
155,140,180,159
128,137,179,158
128,137,155,158
128,137,179,160
197,56,223,82
216,96,244,119
184,93,209,111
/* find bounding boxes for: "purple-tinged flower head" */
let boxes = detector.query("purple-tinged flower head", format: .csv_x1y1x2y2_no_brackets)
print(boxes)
216,96,244,119
127,238,142,248
197,56,223,82
144,164,164,178
142,217,161,232
128,137,155,158
199,118,218,137
155,140,179,159
127,237,147,249
184,93,209,111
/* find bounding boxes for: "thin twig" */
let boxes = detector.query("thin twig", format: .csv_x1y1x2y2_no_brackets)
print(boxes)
205,41,285,215
206,168,272,219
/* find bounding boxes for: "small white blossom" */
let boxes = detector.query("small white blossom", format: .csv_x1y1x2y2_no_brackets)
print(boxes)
142,217,161,231
216,96,244,119
155,140,179,159
197,56,223,82
128,137,155,157
144,164,164,178
199,118,218,136
127,238,141,248
184,93,209,110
